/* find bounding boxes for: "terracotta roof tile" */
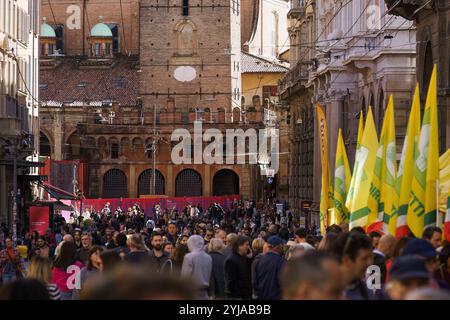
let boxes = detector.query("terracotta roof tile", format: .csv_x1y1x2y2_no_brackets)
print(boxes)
39,58,139,106
241,51,289,73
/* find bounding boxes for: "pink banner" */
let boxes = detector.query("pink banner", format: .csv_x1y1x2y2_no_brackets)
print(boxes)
81,195,240,217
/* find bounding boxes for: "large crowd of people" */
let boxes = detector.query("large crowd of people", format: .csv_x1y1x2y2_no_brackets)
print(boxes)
0,200,449,300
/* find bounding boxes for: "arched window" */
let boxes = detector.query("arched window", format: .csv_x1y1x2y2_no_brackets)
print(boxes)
175,169,202,196
213,169,239,196
132,137,143,152
138,169,165,196
102,169,127,198
111,143,119,159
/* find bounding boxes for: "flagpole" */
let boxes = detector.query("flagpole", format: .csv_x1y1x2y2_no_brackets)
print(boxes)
437,180,442,228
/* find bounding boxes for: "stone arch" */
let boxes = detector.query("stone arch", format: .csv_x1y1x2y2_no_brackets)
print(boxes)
137,169,165,196
102,168,127,198
213,169,239,196
39,131,52,157
175,168,202,197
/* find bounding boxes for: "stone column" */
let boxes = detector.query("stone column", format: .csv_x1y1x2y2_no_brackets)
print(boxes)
167,165,173,196
204,165,211,196
53,110,63,160
326,89,344,177
129,164,136,198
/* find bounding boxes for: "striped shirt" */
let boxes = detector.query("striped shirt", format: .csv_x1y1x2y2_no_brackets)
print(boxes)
47,283,62,300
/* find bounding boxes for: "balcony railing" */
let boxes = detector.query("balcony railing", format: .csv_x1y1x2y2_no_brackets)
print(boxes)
279,60,311,94
288,0,307,17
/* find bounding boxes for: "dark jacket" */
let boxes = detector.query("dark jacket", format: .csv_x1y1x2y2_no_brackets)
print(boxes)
209,251,226,298
224,252,252,300
254,252,285,300
372,252,387,284
125,250,153,266
344,279,374,300
76,247,90,265
149,250,170,272
251,253,263,298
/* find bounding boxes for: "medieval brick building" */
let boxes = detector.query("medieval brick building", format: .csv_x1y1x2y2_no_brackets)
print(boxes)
39,0,272,201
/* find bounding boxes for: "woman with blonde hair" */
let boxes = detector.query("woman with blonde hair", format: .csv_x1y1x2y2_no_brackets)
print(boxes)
28,256,61,300
251,238,266,299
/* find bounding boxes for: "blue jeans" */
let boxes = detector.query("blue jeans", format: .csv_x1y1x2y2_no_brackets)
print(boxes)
2,273,17,284
59,291,73,300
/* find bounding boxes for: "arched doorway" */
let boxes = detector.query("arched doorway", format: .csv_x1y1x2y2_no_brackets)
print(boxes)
175,169,202,197
138,169,165,196
102,169,127,198
213,169,239,196
39,132,51,157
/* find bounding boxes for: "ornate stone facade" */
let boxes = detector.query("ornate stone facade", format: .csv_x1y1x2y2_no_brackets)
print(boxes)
280,0,416,227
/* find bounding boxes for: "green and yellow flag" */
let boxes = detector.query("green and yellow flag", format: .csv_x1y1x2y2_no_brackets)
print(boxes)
379,95,398,235
349,107,379,230
334,129,352,224
346,112,364,213
395,84,421,238
317,104,333,234
407,64,439,237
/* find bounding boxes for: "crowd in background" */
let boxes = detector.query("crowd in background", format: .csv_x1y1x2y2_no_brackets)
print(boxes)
0,199,449,300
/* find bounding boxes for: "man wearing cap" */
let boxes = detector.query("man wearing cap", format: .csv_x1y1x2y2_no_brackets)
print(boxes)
402,238,438,272
401,238,449,290
254,235,286,300
386,255,432,300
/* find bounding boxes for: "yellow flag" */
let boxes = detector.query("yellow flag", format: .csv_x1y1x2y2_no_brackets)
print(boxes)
316,104,333,234
407,64,439,237
395,84,421,238
349,107,379,230
334,129,352,224
346,112,364,213
379,95,398,235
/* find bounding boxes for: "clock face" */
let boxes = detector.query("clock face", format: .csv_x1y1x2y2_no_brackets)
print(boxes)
173,66,197,82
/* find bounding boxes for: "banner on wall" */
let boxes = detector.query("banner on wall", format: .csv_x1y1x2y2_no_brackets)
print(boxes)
81,195,241,216
29,206,50,235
